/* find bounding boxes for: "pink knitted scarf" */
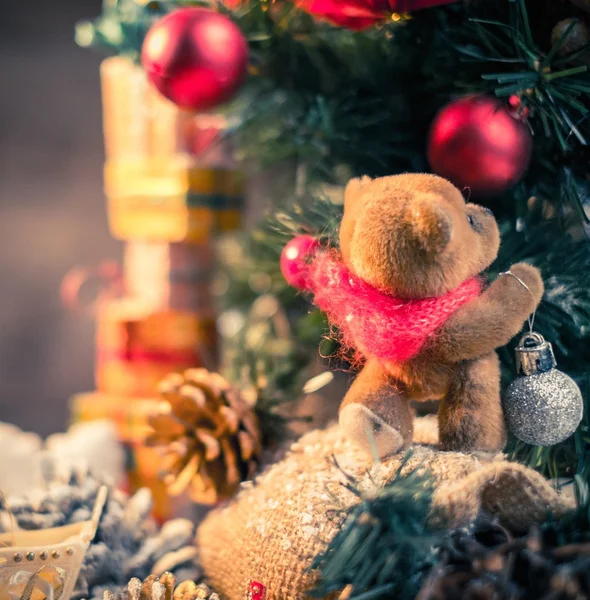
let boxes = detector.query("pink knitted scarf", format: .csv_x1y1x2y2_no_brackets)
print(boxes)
301,251,482,363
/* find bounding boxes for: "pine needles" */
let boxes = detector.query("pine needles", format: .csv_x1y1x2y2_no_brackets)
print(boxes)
79,0,590,486
310,456,441,599
455,0,590,153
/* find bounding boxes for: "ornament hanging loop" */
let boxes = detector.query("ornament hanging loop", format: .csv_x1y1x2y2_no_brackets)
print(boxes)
515,332,557,376
520,331,546,348
499,270,555,375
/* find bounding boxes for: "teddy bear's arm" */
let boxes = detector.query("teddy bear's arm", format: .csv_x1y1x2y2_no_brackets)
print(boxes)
433,263,544,362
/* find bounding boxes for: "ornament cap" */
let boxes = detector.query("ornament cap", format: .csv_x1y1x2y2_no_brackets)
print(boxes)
515,332,557,376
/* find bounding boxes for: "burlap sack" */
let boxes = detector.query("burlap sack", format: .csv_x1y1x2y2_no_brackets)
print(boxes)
196,417,574,600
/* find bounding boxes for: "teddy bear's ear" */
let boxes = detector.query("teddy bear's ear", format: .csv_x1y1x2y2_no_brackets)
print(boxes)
344,176,372,209
406,195,453,254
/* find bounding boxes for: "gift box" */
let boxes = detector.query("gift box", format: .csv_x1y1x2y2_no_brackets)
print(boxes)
101,56,193,161
101,57,239,162
100,56,245,240
126,443,194,523
70,392,193,522
126,279,214,313
96,356,198,397
105,159,245,241
96,298,219,394
124,241,215,312
97,298,218,355
70,392,157,442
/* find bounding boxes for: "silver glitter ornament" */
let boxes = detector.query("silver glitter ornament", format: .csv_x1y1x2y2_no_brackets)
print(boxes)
503,332,583,446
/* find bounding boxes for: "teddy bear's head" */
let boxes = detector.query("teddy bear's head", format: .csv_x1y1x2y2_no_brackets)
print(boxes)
339,173,500,298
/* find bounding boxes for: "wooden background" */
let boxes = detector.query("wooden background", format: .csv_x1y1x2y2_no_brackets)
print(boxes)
0,0,119,435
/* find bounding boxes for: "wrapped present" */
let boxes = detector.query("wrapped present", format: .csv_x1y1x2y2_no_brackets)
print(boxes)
96,356,198,397
97,298,218,356
101,56,245,240
126,443,195,523
70,393,193,521
96,298,218,395
108,200,214,244
101,56,192,161
127,279,214,313
101,56,237,162
70,392,156,442
105,159,245,241
124,241,215,312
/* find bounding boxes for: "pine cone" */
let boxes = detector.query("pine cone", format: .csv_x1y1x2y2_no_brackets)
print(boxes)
103,573,219,600
147,369,261,505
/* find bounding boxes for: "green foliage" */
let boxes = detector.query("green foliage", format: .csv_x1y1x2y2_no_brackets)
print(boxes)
79,0,590,487
76,0,165,59
219,191,341,353
493,219,590,375
448,0,590,221
310,455,441,599
78,0,590,221
80,0,590,222
232,4,441,181
218,193,342,440
231,0,590,223
220,191,342,307
222,293,314,444
542,494,590,544
232,2,459,185
455,1,590,146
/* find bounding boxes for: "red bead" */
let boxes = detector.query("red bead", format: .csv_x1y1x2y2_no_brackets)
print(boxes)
427,96,533,196
246,580,267,600
508,94,521,110
141,7,248,111
280,235,320,290
508,94,530,120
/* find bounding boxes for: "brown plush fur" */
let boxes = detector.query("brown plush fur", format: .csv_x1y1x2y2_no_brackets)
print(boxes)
338,173,543,456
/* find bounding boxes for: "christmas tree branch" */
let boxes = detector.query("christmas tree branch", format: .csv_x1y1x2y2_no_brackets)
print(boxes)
310,455,440,599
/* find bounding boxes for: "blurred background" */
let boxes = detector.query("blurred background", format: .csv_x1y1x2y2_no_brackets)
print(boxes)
0,0,115,435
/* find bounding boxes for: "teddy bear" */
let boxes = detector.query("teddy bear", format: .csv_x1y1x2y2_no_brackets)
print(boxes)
283,173,544,457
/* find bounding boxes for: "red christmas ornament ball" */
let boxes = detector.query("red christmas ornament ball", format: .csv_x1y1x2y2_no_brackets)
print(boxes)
141,7,248,111
427,96,533,196
280,235,320,291
297,0,460,31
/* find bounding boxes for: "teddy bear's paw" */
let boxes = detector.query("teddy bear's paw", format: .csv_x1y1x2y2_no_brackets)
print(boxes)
506,263,545,306
339,403,406,459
